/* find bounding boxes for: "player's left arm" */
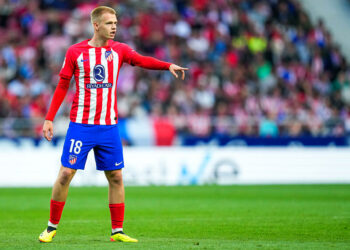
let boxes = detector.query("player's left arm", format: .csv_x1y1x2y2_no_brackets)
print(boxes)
123,45,188,79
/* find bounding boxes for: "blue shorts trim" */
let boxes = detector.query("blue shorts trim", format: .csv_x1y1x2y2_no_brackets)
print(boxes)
61,122,124,171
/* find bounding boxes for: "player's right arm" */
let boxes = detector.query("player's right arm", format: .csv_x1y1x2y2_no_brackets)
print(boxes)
43,47,76,141
43,77,70,141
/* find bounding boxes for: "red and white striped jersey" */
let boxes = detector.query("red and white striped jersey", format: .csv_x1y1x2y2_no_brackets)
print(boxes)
59,39,170,125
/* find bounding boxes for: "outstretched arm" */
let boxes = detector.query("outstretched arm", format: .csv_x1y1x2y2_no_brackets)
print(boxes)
126,49,188,79
43,77,70,141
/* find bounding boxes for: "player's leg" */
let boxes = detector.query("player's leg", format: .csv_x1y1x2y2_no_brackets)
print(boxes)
49,166,77,228
39,122,94,243
52,165,77,202
104,170,137,242
39,166,76,243
105,169,125,233
105,169,124,203
94,123,137,242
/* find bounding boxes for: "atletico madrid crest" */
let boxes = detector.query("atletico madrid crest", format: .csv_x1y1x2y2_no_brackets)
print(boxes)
69,155,77,165
105,51,113,62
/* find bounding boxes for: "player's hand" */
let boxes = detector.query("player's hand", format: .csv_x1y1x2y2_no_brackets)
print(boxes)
43,120,54,141
169,64,188,80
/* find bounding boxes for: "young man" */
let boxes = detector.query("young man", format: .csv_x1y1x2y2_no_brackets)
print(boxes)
39,6,187,243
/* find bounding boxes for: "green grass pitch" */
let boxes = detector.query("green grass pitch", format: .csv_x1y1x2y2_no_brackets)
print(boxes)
0,185,349,249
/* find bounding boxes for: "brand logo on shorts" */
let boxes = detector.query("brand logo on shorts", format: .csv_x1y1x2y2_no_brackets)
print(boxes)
115,161,123,167
69,155,77,165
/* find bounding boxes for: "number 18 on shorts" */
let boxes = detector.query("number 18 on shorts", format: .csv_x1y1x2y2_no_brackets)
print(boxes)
61,122,125,171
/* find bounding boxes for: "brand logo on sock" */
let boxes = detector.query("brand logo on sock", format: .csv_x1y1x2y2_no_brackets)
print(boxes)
69,155,77,165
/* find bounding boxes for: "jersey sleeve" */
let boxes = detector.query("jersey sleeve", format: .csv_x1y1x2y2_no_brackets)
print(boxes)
59,47,76,79
45,77,70,121
121,44,171,70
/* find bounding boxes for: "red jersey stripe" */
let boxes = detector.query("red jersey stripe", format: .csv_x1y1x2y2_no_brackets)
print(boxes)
82,51,91,124
99,48,110,125
105,49,114,125
111,49,119,124
94,48,103,125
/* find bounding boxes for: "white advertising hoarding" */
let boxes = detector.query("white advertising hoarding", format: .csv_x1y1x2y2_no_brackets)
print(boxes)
0,143,349,187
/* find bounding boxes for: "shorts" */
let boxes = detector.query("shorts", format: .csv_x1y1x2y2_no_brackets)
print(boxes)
61,121,124,171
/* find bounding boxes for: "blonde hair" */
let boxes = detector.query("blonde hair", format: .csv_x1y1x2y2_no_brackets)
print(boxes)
90,6,116,24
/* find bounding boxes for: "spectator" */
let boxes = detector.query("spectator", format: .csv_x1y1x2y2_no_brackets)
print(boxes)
0,0,348,140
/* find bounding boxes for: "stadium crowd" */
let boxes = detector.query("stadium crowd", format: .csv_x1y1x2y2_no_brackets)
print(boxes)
0,0,349,139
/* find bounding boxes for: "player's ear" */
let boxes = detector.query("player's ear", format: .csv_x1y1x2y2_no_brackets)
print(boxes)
93,22,99,31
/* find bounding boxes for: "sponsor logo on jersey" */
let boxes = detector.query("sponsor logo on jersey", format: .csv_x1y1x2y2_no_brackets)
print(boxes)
69,155,77,165
105,51,113,62
93,64,105,82
86,83,113,89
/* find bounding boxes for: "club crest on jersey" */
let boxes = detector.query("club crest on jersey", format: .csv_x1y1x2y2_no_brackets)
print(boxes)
69,155,77,165
93,64,105,82
105,50,113,62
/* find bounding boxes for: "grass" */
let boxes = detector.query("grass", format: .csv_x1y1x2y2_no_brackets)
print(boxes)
0,185,349,249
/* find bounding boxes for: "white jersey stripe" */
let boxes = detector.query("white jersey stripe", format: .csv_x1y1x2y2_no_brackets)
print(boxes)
111,49,119,125
100,48,109,125
75,53,85,123
88,48,97,124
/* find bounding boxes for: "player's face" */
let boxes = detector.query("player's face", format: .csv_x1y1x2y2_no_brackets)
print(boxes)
96,12,117,40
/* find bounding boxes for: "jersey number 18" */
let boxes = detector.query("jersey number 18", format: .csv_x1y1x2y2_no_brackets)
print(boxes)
69,139,83,154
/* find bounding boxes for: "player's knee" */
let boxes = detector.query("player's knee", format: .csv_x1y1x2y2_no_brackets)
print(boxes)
58,168,76,186
107,170,122,186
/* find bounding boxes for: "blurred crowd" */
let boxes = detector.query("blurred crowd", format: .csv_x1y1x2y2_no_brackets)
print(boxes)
0,0,350,138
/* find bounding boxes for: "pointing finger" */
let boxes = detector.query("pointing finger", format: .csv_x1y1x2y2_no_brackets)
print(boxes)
171,69,178,78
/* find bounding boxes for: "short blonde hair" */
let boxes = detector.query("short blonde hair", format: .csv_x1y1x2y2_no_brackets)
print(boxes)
90,6,116,24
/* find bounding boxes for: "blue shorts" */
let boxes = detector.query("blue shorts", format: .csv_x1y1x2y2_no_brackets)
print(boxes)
61,122,124,171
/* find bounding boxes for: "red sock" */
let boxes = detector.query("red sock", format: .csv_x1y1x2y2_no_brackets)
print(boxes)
49,199,65,225
109,203,125,229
